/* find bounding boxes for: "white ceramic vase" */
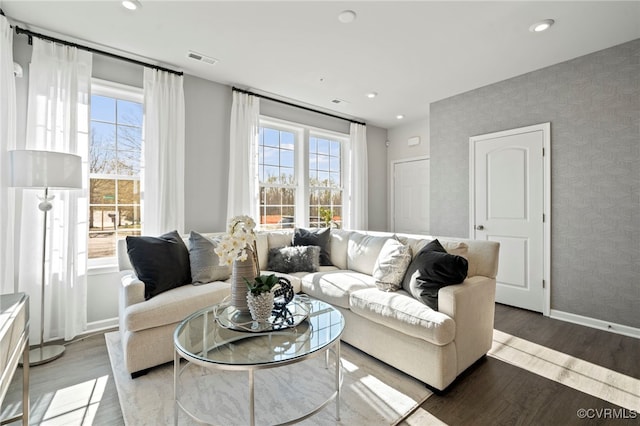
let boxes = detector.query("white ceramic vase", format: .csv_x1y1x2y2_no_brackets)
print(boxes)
246,291,274,323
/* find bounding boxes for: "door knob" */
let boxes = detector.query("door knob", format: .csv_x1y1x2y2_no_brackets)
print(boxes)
475,225,484,230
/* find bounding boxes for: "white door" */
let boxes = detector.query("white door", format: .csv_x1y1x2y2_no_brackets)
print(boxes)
470,124,549,313
393,158,429,234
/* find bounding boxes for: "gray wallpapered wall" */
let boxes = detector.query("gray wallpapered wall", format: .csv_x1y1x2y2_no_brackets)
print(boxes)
430,39,640,328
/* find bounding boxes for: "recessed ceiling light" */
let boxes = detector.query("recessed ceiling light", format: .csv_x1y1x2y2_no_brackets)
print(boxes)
529,19,555,33
122,0,141,10
338,10,357,24
366,92,377,99
396,114,404,120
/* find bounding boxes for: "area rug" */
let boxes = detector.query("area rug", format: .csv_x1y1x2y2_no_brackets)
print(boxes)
105,332,431,425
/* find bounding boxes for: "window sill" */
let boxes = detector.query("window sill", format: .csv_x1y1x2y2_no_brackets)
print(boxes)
88,264,120,276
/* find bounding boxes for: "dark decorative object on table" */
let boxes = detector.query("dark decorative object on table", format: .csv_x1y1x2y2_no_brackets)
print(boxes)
273,277,294,309
271,277,295,326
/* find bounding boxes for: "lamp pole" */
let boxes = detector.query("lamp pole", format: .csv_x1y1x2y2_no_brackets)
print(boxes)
30,186,65,365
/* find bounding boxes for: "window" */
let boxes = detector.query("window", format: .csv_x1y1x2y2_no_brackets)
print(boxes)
258,118,346,230
309,135,342,228
88,80,143,261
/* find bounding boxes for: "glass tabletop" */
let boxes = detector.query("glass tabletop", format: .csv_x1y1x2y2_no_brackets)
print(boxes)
174,297,344,367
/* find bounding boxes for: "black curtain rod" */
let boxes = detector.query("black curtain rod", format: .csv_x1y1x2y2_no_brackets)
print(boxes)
232,87,366,127
15,26,183,76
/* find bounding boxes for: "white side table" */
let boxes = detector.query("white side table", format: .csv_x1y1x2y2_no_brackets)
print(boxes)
0,293,29,425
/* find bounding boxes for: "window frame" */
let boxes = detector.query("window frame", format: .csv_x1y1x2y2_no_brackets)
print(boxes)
88,78,144,269
258,116,348,230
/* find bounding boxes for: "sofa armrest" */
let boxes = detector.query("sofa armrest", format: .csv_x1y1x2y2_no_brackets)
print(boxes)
120,270,145,308
438,275,496,374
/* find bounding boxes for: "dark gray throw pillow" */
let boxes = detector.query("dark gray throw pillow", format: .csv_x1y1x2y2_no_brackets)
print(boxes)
126,230,192,300
267,245,320,273
293,227,332,266
402,239,468,310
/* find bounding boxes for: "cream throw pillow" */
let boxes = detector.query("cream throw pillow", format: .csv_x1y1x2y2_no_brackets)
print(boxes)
373,238,412,292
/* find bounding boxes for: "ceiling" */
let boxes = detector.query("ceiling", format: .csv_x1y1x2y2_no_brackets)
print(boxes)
2,1,639,129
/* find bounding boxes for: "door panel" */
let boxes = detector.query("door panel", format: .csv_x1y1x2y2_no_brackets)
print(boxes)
393,159,429,234
472,127,545,312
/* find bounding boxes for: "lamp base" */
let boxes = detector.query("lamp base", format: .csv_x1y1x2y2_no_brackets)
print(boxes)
23,344,65,366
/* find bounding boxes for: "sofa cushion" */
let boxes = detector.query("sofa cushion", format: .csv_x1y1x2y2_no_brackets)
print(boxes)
373,238,412,291
329,229,351,269
395,235,468,260
267,230,293,249
267,245,320,273
293,227,332,266
349,288,455,346
402,239,469,310
189,231,231,283
347,233,391,275
301,270,376,309
125,281,230,332
126,230,192,299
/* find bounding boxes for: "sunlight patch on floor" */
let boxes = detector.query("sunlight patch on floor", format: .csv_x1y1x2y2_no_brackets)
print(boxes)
350,374,430,421
37,375,109,425
489,329,640,412
396,406,449,426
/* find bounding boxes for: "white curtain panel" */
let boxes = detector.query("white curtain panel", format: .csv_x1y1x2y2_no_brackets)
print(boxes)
346,122,368,230
21,39,91,342
0,15,17,294
227,91,260,222
143,68,185,236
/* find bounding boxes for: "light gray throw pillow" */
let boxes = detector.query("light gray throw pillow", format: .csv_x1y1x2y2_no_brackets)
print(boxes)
373,238,412,291
188,231,231,284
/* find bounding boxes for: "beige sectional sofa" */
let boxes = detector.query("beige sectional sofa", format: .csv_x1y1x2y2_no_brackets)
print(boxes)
117,229,499,390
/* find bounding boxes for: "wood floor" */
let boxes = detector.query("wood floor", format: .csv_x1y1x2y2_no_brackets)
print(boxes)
405,304,640,426
1,331,123,425
2,304,639,425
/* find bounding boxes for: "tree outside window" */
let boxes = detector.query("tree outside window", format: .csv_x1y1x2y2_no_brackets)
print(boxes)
89,86,143,260
258,119,345,230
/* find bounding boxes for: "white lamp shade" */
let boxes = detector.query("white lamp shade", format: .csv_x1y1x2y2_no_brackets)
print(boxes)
10,150,82,189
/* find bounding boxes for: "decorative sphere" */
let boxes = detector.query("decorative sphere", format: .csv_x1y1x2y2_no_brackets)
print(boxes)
38,201,53,212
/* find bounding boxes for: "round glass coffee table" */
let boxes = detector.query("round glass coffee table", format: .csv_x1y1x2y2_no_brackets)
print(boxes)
173,296,344,425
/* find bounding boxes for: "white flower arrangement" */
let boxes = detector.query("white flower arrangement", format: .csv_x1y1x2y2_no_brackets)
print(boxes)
214,215,258,266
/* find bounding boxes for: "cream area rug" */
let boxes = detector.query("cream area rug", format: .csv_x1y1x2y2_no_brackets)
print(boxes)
105,332,431,425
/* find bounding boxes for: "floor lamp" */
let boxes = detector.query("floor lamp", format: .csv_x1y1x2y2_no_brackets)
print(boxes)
10,149,82,366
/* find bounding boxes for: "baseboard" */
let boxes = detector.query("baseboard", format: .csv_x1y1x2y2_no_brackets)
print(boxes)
86,317,119,333
549,309,640,339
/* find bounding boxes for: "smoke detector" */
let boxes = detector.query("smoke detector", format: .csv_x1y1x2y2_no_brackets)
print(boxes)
187,51,218,65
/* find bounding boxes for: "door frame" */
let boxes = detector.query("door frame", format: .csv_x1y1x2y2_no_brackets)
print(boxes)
468,123,551,316
389,155,430,232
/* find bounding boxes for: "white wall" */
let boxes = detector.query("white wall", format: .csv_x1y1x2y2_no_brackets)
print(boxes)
387,118,429,161
366,125,388,231
183,76,232,233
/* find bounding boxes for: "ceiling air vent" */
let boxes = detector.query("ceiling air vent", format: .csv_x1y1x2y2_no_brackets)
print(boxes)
187,51,218,65
331,98,349,105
